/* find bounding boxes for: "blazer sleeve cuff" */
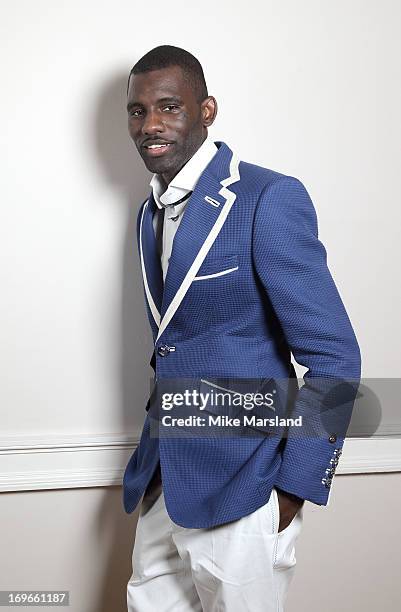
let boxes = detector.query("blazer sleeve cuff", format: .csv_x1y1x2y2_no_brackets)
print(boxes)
274,436,345,506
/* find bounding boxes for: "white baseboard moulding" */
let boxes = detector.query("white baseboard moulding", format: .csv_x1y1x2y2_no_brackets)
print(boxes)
0,433,400,493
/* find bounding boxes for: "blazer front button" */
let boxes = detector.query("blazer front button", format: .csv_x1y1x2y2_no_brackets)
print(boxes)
157,344,176,357
329,434,337,443
157,344,168,357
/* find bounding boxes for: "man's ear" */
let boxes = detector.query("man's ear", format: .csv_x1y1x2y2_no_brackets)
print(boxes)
202,96,218,127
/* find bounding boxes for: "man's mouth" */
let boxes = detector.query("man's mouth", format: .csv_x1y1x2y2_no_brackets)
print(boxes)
142,142,174,157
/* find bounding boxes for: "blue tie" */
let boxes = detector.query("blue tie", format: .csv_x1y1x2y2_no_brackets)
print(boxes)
142,195,164,307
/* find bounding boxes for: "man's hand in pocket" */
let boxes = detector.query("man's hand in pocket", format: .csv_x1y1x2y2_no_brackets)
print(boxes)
276,488,305,532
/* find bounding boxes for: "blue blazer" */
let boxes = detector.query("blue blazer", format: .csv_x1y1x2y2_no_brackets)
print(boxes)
123,141,361,528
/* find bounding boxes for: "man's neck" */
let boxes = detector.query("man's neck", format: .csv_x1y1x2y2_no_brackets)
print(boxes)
161,136,208,186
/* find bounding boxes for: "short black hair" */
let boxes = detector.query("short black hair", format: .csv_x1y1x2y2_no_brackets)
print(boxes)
127,45,208,102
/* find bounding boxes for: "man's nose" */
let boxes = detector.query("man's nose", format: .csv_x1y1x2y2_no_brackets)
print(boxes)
142,111,164,135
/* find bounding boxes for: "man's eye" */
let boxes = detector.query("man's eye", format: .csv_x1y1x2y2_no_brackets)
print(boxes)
130,109,142,117
163,105,179,112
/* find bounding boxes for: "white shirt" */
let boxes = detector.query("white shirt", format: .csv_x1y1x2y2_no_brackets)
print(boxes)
150,135,218,282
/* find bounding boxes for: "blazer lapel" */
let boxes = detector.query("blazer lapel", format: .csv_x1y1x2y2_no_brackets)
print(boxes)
157,141,240,342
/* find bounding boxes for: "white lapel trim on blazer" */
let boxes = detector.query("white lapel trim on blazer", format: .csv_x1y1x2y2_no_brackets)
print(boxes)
156,153,240,342
139,200,161,328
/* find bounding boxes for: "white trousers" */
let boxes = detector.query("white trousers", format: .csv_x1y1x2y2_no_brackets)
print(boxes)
127,488,303,612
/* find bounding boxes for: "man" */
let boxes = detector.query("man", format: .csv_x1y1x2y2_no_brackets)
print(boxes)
123,45,361,611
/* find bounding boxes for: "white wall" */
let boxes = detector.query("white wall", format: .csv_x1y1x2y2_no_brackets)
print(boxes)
1,0,400,439
1,1,400,609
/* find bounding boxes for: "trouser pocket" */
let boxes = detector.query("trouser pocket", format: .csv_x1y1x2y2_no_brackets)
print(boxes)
271,487,303,569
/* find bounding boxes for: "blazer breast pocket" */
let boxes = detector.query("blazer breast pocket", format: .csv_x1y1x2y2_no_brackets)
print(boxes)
193,254,239,281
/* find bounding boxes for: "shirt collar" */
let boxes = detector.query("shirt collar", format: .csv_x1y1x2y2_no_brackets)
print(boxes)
149,135,218,209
